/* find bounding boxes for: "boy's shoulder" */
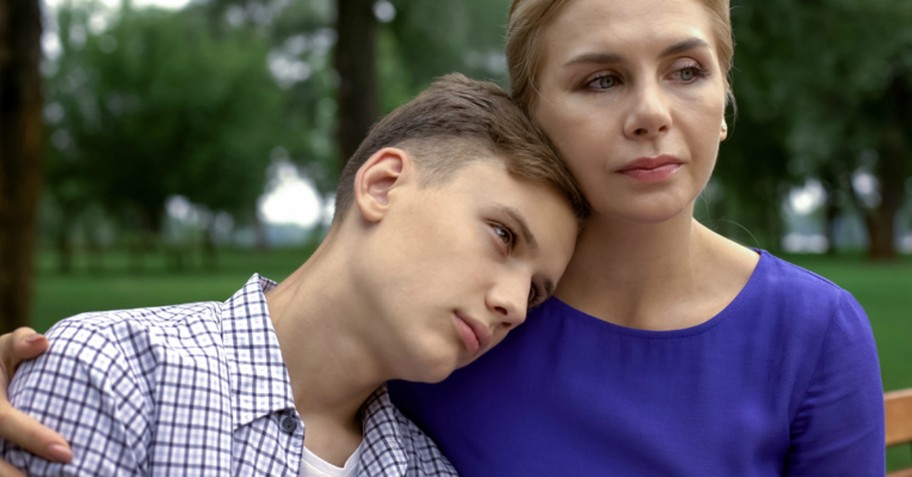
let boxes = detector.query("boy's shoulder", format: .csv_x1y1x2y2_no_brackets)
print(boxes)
44,299,226,363
44,273,277,361
360,386,458,475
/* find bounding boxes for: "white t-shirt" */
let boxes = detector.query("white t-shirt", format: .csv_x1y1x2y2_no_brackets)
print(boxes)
299,442,364,477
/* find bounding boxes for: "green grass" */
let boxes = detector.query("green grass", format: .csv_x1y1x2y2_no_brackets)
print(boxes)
27,249,912,470
31,247,313,332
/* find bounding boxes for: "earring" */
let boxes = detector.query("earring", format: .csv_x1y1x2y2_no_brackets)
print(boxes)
721,122,728,134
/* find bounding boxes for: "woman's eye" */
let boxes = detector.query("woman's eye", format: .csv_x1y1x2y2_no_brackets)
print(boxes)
674,65,707,83
586,73,621,90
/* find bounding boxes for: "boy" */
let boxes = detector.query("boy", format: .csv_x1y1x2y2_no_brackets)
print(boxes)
0,73,587,476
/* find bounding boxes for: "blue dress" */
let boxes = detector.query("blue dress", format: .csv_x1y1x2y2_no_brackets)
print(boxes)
390,251,884,476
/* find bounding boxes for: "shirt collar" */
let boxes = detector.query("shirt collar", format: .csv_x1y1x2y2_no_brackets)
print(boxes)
221,274,297,428
358,385,410,476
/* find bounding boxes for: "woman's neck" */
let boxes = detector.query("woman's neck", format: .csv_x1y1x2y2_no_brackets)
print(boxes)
556,216,757,330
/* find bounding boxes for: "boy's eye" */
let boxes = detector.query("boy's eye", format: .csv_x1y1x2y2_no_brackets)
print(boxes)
528,285,540,307
491,223,515,248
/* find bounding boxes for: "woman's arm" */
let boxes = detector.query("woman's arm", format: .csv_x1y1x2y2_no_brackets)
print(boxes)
786,293,885,475
0,328,72,477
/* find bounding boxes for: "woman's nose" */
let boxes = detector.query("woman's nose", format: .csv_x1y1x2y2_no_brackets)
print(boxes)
623,80,672,139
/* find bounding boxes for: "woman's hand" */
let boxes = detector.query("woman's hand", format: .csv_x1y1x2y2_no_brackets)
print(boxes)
0,328,72,476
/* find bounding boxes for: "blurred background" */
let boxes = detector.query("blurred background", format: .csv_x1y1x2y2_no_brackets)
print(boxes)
1,0,911,465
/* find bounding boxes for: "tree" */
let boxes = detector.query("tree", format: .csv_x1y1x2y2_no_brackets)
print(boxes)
334,0,378,168
45,3,289,267
729,0,912,258
783,0,911,259
0,0,43,330
192,0,515,186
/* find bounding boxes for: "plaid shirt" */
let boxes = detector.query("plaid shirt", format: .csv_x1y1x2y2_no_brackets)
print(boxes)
1,275,457,476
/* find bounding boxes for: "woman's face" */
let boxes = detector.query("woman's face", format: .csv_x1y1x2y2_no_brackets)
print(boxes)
532,0,728,224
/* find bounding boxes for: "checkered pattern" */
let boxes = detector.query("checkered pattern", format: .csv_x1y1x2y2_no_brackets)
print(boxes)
359,387,457,476
0,275,457,476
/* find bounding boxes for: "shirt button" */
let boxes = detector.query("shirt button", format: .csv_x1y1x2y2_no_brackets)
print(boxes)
280,416,297,434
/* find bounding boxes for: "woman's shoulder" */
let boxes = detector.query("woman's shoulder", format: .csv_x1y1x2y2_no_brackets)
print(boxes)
745,250,870,335
753,250,857,301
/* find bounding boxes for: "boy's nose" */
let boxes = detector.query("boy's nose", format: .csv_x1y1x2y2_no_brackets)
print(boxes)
486,274,529,330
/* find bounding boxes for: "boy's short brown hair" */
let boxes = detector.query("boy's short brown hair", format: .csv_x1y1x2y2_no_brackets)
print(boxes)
333,73,589,222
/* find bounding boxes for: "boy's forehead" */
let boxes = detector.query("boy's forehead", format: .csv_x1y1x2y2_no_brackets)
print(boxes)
503,170,573,210
414,150,576,221
475,162,575,222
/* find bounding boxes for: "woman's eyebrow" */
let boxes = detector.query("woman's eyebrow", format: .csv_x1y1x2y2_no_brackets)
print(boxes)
564,52,622,67
564,37,711,67
661,38,711,57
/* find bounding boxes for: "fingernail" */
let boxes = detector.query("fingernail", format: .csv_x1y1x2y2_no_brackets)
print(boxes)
48,443,72,461
24,334,44,344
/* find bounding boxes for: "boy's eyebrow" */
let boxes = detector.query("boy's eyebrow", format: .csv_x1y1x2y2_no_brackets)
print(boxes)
500,206,538,250
564,38,711,67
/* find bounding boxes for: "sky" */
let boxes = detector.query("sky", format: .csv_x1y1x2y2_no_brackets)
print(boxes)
258,160,327,229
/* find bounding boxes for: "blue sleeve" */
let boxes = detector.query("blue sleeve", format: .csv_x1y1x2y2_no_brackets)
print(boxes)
786,291,885,476
0,321,148,476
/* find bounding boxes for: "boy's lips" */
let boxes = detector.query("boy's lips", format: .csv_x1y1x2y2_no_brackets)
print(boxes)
453,312,492,355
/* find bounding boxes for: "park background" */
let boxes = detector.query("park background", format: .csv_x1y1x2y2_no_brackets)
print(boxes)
2,0,911,471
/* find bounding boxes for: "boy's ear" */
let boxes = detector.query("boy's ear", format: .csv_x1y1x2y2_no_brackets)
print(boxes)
353,147,411,222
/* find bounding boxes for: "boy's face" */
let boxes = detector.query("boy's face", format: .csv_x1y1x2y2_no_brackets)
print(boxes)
359,157,578,383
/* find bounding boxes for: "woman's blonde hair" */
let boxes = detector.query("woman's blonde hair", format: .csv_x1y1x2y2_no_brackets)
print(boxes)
506,0,735,114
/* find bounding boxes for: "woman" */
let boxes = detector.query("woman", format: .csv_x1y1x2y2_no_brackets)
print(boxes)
390,0,884,475
0,0,886,475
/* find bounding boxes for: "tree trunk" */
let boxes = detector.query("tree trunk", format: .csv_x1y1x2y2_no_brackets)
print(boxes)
866,72,910,260
334,0,378,170
0,0,44,331
819,167,851,256
866,144,905,261
823,196,840,256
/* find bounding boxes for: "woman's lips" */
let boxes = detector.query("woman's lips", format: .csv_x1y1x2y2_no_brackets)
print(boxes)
618,155,683,182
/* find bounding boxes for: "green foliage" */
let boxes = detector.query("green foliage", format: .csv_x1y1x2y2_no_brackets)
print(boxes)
196,0,341,192
728,0,912,254
45,1,291,237
380,0,512,111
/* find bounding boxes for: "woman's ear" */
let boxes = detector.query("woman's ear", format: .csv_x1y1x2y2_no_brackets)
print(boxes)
353,147,410,222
